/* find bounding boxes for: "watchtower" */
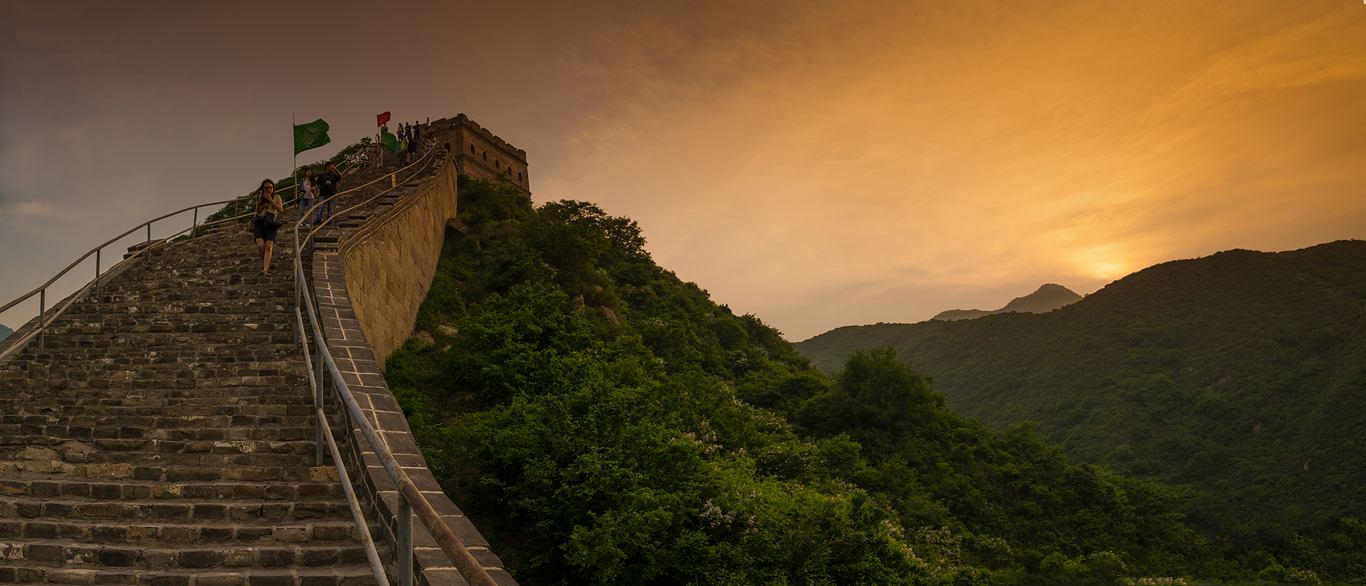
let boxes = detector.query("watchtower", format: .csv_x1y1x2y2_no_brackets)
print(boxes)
438,113,530,194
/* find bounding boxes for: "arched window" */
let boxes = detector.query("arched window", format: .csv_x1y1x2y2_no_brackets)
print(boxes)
496,160,500,169
482,152,487,162
469,144,475,154
518,172,522,182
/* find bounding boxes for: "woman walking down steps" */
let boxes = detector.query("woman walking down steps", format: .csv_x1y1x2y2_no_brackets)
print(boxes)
252,179,284,275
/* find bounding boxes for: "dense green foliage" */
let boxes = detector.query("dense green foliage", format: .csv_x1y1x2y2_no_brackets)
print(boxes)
385,177,1366,584
795,242,1366,543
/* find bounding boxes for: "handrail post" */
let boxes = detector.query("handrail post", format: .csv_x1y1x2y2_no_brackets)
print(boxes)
94,249,101,302
398,497,413,586
192,208,198,239
38,289,45,352
147,223,151,247
315,342,326,467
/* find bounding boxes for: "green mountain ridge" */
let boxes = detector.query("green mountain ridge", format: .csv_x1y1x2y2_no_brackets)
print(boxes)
933,283,1083,321
384,176,1366,584
795,240,1366,539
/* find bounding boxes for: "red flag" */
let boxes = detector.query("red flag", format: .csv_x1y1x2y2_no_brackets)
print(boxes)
377,111,391,127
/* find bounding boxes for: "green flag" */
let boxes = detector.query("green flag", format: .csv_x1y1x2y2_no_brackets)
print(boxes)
294,119,331,155
380,130,401,153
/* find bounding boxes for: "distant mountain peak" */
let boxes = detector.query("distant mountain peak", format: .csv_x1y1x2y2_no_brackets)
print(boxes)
933,283,1082,321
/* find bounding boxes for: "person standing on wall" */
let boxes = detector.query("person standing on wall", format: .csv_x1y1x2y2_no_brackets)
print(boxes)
298,167,316,226
252,179,283,275
316,162,342,227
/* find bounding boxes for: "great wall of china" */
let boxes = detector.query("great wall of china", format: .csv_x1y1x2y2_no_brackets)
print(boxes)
0,115,526,586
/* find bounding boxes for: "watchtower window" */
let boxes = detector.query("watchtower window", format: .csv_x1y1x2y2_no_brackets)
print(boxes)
496,160,500,169
518,172,522,182
482,152,487,162
469,144,475,154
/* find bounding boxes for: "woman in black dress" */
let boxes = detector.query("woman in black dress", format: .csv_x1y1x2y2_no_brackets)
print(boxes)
252,179,284,274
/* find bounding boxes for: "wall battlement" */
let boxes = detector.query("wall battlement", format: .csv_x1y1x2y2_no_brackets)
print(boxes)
439,113,531,193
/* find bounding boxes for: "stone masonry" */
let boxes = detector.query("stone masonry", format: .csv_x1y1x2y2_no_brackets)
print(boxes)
0,114,519,586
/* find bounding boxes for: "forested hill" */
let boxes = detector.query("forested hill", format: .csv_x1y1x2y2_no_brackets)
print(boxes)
795,240,1366,539
383,178,1366,585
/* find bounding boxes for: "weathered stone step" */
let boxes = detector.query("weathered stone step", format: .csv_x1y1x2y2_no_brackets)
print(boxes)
0,394,311,409
0,517,368,546
3,379,306,395
14,337,297,359
0,396,311,412
0,403,314,419
5,352,297,371
0,478,342,502
41,320,294,337
1,447,316,470
0,464,336,485
0,540,375,571
0,414,314,431
2,385,311,402
0,430,317,453
5,369,304,386
45,308,296,325
1,438,315,457
0,497,350,524
0,563,379,586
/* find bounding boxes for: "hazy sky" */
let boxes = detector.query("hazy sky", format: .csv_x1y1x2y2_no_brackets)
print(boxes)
2,0,1363,341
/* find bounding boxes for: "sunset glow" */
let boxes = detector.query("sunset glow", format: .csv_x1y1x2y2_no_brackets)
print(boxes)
2,0,1364,340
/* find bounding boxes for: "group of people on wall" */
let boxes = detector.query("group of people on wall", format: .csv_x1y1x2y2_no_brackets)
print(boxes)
249,115,434,275
381,119,431,165
248,161,342,275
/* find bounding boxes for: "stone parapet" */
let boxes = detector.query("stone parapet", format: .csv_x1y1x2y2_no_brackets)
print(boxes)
315,125,519,585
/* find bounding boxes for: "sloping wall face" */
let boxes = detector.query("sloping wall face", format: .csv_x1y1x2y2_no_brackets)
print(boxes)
341,145,459,371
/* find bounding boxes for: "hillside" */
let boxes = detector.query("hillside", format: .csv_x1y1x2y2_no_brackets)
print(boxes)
795,241,1366,539
934,283,1083,321
382,179,1366,584
0,323,11,342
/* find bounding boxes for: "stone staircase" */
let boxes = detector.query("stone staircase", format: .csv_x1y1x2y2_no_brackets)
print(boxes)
0,204,382,584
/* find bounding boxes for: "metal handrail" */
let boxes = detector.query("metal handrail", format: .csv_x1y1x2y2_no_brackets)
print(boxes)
290,145,498,586
297,142,439,246
0,156,369,361
0,193,268,360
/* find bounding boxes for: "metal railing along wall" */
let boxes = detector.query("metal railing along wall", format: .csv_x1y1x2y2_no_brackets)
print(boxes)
0,152,382,361
290,144,499,586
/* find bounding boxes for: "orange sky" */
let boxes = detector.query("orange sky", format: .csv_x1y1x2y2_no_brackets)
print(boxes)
2,0,1364,340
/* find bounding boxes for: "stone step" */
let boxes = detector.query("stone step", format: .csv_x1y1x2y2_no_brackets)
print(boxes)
14,336,298,357
0,437,316,457
0,403,314,419
1,380,307,395
41,317,295,332
4,351,296,368
0,479,342,503
0,541,375,572
0,478,341,499
0,394,310,409
0,497,351,525
0,450,318,471
0,415,314,431
1,385,311,402
0,517,369,546
0,394,312,409
0,563,379,586
0,464,337,484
